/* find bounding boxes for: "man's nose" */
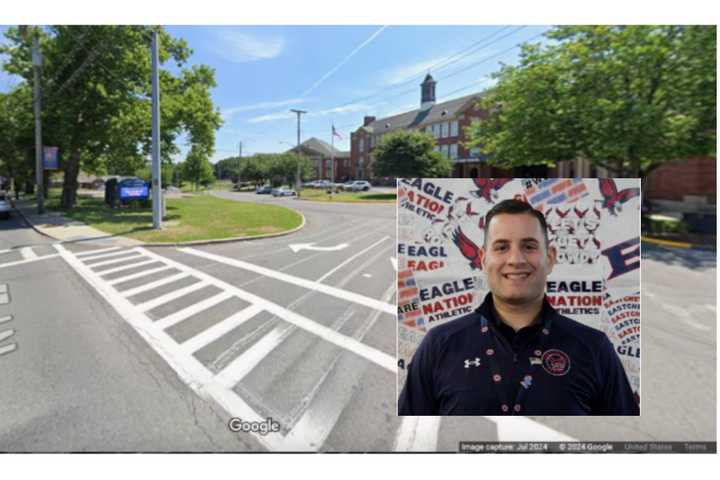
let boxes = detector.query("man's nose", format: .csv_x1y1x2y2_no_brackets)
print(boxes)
507,245,527,265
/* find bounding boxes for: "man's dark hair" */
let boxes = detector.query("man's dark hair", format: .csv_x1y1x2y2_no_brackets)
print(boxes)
483,199,549,247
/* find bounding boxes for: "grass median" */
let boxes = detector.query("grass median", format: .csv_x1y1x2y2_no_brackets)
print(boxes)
297,189,396,203
45,193,303,243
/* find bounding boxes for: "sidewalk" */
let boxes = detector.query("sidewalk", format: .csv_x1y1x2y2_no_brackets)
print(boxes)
14,199,142,247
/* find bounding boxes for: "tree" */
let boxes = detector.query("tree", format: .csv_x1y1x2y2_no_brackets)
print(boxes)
180,146,215,191
0,86,35,197
268,153,313,186
0,25,222,208
466,25,716,178
372,130,452,178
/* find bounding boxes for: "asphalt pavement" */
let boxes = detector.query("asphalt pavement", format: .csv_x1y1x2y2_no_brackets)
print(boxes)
1,193,716,451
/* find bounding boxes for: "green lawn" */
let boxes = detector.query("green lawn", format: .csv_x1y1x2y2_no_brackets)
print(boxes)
45,194,303,243
298,189,396,203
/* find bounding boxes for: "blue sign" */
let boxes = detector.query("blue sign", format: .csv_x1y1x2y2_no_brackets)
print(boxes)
43,146,59,170
118,178,150,201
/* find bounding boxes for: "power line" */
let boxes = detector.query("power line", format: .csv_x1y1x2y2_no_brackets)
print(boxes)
327,26,529,112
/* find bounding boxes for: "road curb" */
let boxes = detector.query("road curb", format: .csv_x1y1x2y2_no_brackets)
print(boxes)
641,235,716,251
13,203,307,248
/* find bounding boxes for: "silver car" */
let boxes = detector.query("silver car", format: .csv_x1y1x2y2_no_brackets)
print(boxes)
0,191,13,220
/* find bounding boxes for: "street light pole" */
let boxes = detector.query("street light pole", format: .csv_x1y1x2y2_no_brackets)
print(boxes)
290,109,307,194
151,30,162,230
31,33,44,214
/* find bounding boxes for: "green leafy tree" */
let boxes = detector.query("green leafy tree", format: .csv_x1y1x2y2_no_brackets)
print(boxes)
268,153,313,187
466,25,716,178
0,86,35,197
372,130,452,178
181,146,215,191
1,25,222,208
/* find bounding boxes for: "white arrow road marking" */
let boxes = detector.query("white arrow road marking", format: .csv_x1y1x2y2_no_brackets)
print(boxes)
315,236,390,282
289,242,349,253
0,315,13,324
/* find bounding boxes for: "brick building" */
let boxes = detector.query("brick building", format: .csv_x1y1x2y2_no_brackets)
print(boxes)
349,74,561,181
349,75,715,211
285,137,351,181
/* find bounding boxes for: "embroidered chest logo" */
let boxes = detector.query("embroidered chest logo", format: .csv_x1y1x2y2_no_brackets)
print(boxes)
541,349,571,376
464,357,482,368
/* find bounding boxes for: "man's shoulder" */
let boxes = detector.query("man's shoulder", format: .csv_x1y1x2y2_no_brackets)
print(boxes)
552,311,609,347
425,311,482,344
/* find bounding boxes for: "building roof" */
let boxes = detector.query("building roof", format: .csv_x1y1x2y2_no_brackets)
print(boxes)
361,92,483,135
292,137,349,158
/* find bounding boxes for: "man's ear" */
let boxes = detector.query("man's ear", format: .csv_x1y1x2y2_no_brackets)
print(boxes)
479,245,487,270
547,245,557,271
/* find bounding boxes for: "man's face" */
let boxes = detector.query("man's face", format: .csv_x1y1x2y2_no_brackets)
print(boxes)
480,212,556,306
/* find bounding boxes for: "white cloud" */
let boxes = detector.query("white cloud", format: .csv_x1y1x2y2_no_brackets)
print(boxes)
211,28,284,63
246,101,374,124
221,97,306,120
246,111,296,124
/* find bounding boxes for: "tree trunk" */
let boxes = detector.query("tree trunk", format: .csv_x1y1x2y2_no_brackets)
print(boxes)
61,147,81,209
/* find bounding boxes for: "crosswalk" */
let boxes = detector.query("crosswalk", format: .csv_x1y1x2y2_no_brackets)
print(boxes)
54,243,401,451
0,245,59,269
50,243,576,451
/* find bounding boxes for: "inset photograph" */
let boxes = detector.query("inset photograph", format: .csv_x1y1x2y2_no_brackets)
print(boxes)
397,178,641,416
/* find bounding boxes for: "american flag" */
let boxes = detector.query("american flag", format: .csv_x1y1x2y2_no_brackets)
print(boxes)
332,125,343,140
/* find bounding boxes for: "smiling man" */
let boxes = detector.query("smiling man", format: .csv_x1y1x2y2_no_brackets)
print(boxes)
398,198,639,416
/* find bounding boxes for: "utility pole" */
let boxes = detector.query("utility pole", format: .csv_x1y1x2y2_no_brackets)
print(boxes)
290,109,307,194
151,30,162,229
31,32,44,214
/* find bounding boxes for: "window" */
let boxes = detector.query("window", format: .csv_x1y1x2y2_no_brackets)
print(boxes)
470,147,481,158
433,146,440,153
450,144,458,159
358,138,364,153
445,144,451,158
425,125,432,134
441,122,448,138
450,121,459,137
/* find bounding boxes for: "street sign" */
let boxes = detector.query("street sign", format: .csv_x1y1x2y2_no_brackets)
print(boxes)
43,146,59,170
118,178,150,202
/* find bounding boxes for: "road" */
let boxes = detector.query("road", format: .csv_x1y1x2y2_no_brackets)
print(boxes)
1,193,716,451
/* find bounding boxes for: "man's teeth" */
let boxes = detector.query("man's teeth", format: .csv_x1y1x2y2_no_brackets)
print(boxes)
505,273,529,278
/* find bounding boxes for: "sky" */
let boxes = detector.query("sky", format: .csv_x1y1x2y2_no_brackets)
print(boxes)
3,24,550,164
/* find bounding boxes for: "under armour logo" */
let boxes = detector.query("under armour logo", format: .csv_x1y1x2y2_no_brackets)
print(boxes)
464,357,482,368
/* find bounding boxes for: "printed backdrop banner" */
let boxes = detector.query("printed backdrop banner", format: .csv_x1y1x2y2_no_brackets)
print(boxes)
396,178,641,400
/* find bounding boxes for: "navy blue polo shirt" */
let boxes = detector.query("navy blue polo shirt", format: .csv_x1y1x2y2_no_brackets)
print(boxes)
398,293,639,416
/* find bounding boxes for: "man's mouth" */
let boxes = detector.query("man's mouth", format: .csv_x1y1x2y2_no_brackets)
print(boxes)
503,272,531,280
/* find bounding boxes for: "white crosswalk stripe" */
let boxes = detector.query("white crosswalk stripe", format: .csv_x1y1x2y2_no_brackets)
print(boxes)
120,272,192,297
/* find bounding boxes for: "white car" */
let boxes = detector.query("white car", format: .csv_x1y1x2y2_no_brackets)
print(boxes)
347,180,372,192
0,191,13,220
272,187,297,197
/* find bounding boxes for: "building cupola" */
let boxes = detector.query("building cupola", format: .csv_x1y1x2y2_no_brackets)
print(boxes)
420,73,436,110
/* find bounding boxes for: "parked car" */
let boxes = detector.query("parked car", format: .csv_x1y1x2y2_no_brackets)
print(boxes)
272,187,296,197
255,185,272,194
347,180,371,192
0,191,13,220
303,180,318,188
340,181,355,191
